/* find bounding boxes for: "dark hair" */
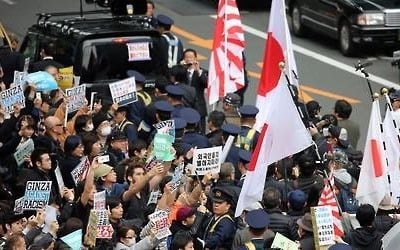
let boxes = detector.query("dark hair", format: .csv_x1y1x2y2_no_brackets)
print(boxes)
208,110,225,129
170,232,193,250
125,164,146,184
4,234,24,250
155,77,168,94
58,217,83,237
334,100,352,119
82,133,100,156
159,175,173,194
183,48,197,58
128,139,148,157
157,110,171,121
266,163,277,178
116,225,134,242
169,65,188,83
262,187,281,209
30,148,50,168
64,135,82,155
74,114,92,134
107,195,122,210
42,42,57,57
248,227,266,237
16,115,36,131
298,153,316,177
147,0,155,8
356,204,376,227
305,185,322,212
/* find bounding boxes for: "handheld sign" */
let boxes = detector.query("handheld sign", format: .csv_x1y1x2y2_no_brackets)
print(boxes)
66,84,86,113
13,197,24,214
22,181,52,210
311,206,335,247
147,190,160,205
61,229,82,250
109,76,137,106
71,157,90,185
149,210,171,239
25,71,58,92
23,58,30,73
127,42,151,61
193,146,222,175
54,166,65,196
58,67,74,89
14,139,34,167
154,119,175,139
93,191,106,210
271,232,299,250
13,71,28,86
171,162,185,192
153,133,174,161
0,85,25,113
43,205,58,233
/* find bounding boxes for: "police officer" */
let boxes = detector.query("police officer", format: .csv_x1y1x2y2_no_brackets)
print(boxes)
148,100,174,143
126,70,152,126
113,106,138,144
221,123,241,180
203,187,237,250
156,14,183,69
166,85,185,118
223,93,241,126
180,107,210,149
173,117,187,143
236,209,271,250
237,149,251,187
236,105,260,152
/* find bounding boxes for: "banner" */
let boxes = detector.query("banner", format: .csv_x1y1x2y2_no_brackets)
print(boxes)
93,191,106,210
193,146,222,175
22,181,52,210
109,76,137,106
154,119,175,139
58,66,74,89
25,71,58,92
66,84,86,113
13,71,28,85
127,42,151,61
0,85,25,113
71,157,90,185
14,139,34,167
171,162,185,192
311,206,335,247
153,133,174,161
149,210,171,239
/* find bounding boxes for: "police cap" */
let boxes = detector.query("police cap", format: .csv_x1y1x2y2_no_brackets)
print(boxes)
173,118,187,130
179,107,200,124
211,186,234,204
126,70,146,83
239,105,259,118
245,209,270,229
154,100,174,113
221,123,241,136
223,93,241,107
3,211,25,224
166,85,185,99
156,14,174,26
238,149,252,164
109,130,127,141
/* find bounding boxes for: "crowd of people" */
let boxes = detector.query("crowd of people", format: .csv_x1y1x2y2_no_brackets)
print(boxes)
1,1,400,250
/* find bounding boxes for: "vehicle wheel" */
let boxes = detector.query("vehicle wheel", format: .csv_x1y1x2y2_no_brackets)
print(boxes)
339,21,356,56
291,3,305,36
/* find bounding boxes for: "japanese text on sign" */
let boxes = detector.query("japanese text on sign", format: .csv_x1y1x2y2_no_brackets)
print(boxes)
109,77,137,106
14,139,34,166
127,42,151,61
149,210,171,239
312,206,335,246
71,157,90,185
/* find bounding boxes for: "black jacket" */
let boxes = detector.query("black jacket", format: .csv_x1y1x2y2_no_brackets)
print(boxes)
0,46,24,86
344,227,383,250
170,211,206,250
188,68,208,117
29,58,63,73
264,208,298,241
291,174,324,196
60,154,81,189
207,129,223,147
373,214,399,234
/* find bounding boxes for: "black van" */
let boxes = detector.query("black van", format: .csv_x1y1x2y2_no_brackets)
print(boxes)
286,0,400,55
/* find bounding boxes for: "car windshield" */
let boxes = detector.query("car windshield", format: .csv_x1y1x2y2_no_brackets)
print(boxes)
80,36,163,83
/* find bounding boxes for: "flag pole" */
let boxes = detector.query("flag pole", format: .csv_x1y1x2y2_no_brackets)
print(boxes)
355,61,374,101
224,1,228,106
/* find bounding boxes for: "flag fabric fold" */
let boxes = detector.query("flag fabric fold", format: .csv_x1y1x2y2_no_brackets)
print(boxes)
356,99,389,210
382,95,400,205
235,0,312,217
207,0,246,105
318,174,344,237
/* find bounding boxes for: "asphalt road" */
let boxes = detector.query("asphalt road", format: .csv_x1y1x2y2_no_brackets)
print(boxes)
1,0,400,150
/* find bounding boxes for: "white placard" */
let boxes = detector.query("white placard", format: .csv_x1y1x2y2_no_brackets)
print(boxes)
22,181,52,210
71,157,90,185
149,210,171,239
13,71,28,85
93,191,106,210
109,76,137,106
23,58,30,73
171,162,185,192
0,85,25,113
54,166,65,196
14,197,24,214
66,84,86,113
43,205,58,233
147,190,160,205
312,206,335,246
127,42,151,61
14,139,34,166
193,146,222,175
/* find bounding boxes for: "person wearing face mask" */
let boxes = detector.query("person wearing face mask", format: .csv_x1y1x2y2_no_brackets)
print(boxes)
60,135,86,189
92,112,112,146
74,114,94,137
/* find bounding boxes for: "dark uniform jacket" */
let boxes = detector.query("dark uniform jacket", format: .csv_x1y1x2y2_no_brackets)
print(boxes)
116,119,138,144
29,57,63,73
204,213,236,250
182,131,210,149
344,227,383,250
264,208,298,241
0,46,24,86
207,129,223,146
187,68,208,117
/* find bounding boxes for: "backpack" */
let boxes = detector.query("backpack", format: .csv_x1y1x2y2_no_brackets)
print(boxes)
338,184,359,213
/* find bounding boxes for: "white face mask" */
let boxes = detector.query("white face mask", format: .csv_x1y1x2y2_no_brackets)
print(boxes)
84,123,94,132
126,238,136,247
100,126,112,136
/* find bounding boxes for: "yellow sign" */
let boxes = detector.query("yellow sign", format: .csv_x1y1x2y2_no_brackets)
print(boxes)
58,66,74,90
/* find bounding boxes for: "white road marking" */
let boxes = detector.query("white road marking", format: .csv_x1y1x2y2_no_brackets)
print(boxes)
1,0,16,5
209,15,399,89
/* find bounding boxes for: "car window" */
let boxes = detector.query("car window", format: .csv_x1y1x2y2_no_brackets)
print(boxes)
80,36,163,83
53,39,75,67
20,33,38,60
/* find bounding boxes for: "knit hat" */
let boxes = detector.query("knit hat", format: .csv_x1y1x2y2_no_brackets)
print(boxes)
176,206,195,222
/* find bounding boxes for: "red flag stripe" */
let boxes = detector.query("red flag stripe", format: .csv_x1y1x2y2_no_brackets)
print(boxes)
248,124,268,172
370,139,383,177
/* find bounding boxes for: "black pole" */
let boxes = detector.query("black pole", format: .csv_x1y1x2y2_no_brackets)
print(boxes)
80,0,84,18
355,60,374,101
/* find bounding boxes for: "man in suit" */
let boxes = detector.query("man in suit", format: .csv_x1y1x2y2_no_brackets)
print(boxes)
169,65,197,109
181,48,208,133
0,35,24,87
29,42,63,73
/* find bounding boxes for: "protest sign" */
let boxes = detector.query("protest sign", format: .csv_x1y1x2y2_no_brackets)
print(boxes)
71,157,90,185
0,85,25,113
22,181,52,210
23,58,30,73
271,232,299,250
14,139,34,167
193,146,222,175
147,190,160,206
87,211,99,247
93,191,106,210
149,210,171,239
153,133,174,161
61,229,82,250
13,197,24,214
97,225,114,239
43,205,58,233
127,42,151,61
25,71,57,92
89,91,97,111
13,71,27,86
54,166,65,196
109,76,137,106
73,76,80,88
58,66,74,89
311,206,335,247
144,155,160,172
66,84,86,113
154,120,175,139
171,162,185,192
